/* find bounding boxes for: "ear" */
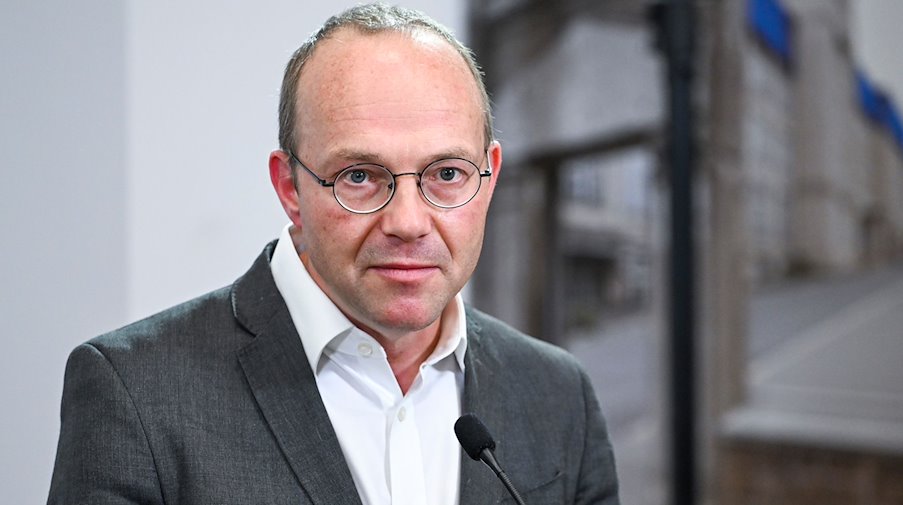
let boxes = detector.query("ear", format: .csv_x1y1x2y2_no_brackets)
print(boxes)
483,140,503,201
269,150,303,227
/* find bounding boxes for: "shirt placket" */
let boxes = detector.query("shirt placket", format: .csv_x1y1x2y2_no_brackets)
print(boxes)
349,334,430,505
387,396,427,505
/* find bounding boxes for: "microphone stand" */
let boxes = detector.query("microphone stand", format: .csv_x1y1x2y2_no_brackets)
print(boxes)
478,448,527,505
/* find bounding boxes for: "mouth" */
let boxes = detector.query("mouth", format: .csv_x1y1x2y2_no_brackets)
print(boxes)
369,263,441,283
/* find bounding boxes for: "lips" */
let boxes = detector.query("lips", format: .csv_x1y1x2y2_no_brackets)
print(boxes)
369,263,440,282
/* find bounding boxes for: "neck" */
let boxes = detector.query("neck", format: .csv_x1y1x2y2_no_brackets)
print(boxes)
367,320,442,395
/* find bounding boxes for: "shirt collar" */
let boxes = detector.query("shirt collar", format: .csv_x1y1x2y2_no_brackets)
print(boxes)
269,224,467,374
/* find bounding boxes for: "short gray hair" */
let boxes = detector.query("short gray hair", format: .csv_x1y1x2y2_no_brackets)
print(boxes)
277,2,494,153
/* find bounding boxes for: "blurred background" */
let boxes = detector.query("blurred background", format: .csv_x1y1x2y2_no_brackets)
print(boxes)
2,0,901,503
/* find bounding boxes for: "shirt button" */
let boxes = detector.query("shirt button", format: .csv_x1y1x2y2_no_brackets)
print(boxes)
357,343,373,357
397,407,407,422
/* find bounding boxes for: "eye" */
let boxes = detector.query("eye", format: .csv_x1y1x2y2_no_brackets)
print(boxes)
439,167,461,181
348,169,368,184
428,162,472,184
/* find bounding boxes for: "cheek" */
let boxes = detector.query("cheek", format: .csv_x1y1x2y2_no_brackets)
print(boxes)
440,208,488,259
299,203,374,259
297,198,340,250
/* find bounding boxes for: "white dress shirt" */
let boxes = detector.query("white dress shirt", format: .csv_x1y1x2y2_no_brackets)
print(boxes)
269,225,466,505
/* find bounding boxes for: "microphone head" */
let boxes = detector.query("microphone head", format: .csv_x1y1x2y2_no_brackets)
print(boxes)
455,413,497,461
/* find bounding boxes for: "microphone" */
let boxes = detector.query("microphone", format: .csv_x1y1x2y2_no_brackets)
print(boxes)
454,413,527,505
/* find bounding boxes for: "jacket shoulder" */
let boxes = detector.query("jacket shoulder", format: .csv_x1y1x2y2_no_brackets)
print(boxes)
465,305,582,373
85,285,243,362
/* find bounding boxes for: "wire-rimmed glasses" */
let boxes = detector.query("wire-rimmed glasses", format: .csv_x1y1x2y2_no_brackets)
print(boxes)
287,151,492,214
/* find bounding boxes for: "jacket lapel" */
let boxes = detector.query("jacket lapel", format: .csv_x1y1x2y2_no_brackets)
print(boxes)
459,313,510,504
459,310,563,504
232,245,362,505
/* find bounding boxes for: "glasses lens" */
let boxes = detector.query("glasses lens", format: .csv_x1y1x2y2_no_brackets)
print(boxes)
420,158,482,208
333,164,395,213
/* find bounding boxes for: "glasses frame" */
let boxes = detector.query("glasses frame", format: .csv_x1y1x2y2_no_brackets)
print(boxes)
287,150,493,214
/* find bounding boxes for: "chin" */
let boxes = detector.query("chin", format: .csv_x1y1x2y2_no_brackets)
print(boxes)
371,302,445,334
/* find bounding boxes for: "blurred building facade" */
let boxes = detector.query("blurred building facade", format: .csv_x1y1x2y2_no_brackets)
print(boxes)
738,0,903,280
468,0,903,503
706,0,903,503
468,0,664,338
469,0,903,334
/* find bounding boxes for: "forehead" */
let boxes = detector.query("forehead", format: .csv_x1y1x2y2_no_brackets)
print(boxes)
293,29,484,157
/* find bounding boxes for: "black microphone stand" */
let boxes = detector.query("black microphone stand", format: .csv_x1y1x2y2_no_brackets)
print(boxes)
477,447,527,505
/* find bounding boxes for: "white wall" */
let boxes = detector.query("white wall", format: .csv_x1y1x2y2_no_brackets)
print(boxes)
1,1,464,502
1,2,128,504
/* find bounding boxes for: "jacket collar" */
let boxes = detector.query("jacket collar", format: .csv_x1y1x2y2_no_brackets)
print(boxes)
459,313,512,504
232,243,362,505
459,310,562,503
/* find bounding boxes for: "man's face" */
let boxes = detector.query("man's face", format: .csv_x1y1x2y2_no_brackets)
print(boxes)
271,29,502,341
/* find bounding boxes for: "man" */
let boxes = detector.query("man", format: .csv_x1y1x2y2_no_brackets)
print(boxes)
48,4,618,504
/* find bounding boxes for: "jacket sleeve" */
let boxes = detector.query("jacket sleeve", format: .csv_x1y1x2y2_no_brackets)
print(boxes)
47,343,165,505
575,369,620,505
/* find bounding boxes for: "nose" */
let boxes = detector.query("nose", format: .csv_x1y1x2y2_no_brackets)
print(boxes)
379,174,432,241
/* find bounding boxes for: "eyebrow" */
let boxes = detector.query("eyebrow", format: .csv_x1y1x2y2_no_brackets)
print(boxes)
328,148,385,165
327,146,482,168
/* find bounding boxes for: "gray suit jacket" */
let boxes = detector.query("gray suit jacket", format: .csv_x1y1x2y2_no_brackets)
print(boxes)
48,244,618,504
